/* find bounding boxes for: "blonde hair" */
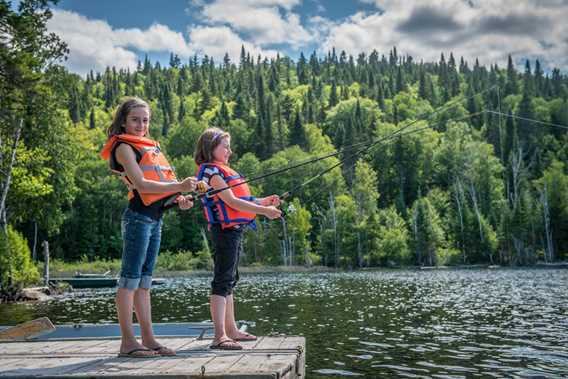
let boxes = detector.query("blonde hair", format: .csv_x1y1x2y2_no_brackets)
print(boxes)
194,127,230,165
106,97,151,137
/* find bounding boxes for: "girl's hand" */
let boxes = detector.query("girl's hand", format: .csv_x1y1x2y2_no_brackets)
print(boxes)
180,177,197,192
177,195,194,210
259,195,280,206
262,206,282,220
267,195,281,206
196,180,209,193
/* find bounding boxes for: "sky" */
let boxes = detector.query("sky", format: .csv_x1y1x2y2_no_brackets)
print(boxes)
11,0,568,76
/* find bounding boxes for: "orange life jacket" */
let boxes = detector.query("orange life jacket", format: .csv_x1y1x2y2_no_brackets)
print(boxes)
196,162,256,230
100,134,178,206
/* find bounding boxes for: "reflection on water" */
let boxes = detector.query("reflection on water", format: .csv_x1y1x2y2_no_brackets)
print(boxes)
1,269,567,378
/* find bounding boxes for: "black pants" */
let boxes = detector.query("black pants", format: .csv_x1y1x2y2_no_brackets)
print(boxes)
210,224,244,297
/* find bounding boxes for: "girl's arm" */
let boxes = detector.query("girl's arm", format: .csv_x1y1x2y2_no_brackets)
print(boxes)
116,144,196,193
256,195,281,207
210,175,281,219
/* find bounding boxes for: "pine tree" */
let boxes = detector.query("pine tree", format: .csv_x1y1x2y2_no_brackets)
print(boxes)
197,87,211,117
329,80,339,107
395,66,406,93
89,108,96,129
342,116,356,186
412,197,444,266
376,82,385,110
269,62,279,92
178,100,186,123
466,79,481,128
265,96,274,157
253,113,265,158
517,60,535,149
503,110,517,165
297,52,308,84
234,94,248,121
69,84,81,123
289,108,308,150
418,69,428,100
169,53,181,68
276,102,286,151
281,94,294,123
239,45,247,68
218,100,230,126
505,55,518,96
534,59,543,97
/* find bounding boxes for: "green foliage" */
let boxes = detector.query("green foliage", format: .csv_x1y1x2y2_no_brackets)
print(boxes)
2,4,567,274
0,226,40,288
156,249,212,271
411,197,446,266
286,198,312,265
368,207,411,266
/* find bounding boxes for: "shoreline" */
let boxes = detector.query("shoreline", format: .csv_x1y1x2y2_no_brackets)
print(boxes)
2,262,566,304
47,261,568,278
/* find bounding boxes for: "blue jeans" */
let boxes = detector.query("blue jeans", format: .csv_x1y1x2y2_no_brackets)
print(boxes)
118,208,163,290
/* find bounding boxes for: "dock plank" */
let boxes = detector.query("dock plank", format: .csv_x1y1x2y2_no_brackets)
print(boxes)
0,335,305,378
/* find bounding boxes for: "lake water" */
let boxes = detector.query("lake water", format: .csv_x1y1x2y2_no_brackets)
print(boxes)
1,269,567,378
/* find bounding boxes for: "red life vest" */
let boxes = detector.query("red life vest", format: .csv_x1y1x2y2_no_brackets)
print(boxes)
100,134,177,206
196,163,256,229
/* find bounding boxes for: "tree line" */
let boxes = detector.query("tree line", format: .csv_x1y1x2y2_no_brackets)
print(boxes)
1,0,567,289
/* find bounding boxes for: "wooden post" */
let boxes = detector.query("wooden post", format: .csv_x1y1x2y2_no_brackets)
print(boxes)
42,240,49,287
32,221,38,261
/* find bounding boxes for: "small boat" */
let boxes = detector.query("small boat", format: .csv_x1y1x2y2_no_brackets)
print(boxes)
0,321,215,341
50,277,119,288
73,271,111,278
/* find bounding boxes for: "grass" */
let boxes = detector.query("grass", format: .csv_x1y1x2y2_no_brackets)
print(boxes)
38,250,213,277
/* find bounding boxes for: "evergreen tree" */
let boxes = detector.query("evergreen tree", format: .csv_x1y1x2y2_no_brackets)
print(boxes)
505,55,518,96
289,108,308,150
329,80,339,107
89,108,96,129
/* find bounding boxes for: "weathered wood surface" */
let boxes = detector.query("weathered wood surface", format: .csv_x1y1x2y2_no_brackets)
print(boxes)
0,318,55,341
0,336,305,378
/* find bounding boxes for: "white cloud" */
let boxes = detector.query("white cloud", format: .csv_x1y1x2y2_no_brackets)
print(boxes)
187,25,279,61
195,0,312,48
48,9,276,75
322,0,568,71
48,10,139,75
48,1,568,75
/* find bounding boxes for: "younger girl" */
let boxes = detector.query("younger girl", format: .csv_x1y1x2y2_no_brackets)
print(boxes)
195,127,281,350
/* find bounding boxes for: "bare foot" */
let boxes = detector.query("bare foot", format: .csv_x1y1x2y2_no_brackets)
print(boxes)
227,331,257,341
142,339,176,356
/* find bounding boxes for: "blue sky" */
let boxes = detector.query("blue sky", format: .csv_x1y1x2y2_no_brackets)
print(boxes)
12,0,567,75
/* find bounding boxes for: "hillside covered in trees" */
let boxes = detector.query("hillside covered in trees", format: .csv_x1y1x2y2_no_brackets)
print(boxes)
2,2,568,288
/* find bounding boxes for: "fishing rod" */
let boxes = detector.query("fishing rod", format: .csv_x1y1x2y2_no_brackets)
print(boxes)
167,85,498,207
485,110,568,131
163,136,386,207
278,106,567,215
279,110,487,203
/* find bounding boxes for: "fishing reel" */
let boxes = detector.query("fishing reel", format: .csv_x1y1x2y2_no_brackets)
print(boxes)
280,201,297,218
163,180,208,209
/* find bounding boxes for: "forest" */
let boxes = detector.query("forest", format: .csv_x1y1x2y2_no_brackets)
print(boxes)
2,0,567,289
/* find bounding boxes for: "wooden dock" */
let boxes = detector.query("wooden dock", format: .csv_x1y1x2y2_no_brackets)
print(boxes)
0,335,305,378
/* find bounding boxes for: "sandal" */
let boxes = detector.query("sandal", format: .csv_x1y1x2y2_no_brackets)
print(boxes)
210,338,243,350
118,348,157,358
